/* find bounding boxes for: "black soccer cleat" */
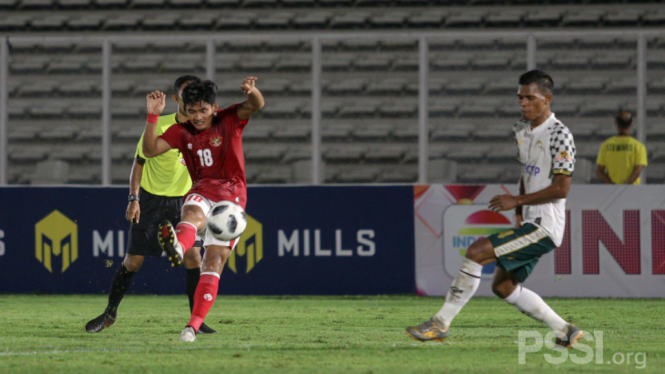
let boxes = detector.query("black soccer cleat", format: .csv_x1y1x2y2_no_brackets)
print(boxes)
405,317,450,342
197,322,217,335
555,324,583,349
158,220,183,268
85,312,116,333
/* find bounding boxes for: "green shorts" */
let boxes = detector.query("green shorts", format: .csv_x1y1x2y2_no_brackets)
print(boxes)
487,223,556,283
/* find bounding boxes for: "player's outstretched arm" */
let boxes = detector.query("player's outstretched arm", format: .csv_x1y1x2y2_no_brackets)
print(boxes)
489,174,572,213
237,76,265,120
142,91,172,158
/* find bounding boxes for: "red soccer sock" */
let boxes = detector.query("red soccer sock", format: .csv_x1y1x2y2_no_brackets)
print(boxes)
176,222,197,254
187,273,219,331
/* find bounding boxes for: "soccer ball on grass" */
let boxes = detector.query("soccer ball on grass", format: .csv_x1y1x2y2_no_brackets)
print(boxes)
206,201,247,241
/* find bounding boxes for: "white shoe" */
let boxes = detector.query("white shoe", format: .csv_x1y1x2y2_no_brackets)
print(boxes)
179,326,197,342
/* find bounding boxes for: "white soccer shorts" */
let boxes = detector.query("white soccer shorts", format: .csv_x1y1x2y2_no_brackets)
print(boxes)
182,193,239,250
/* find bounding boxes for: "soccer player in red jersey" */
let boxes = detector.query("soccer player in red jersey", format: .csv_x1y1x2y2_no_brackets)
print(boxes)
141,78,264,342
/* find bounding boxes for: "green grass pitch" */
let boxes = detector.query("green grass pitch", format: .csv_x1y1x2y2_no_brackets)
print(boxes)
0,295,662,373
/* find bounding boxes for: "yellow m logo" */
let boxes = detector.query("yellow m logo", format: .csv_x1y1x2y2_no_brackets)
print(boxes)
227,214,263,274
35,210,78,273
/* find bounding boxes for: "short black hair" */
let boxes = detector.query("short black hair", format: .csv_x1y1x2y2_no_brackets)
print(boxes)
519,69,554,95
173,75,201,93
616,110,633,129
182,80,218,108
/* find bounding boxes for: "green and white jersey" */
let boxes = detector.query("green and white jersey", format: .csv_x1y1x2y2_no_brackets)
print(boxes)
513,113,575,247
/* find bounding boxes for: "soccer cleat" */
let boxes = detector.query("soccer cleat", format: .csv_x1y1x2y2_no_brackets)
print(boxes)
180,326,197,342
555,324,583,349
405,317,449,342
158,220,183,268
197,322,217,335
85,312,116,333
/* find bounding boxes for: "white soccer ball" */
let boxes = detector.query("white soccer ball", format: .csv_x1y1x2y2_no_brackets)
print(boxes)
206,201,247,241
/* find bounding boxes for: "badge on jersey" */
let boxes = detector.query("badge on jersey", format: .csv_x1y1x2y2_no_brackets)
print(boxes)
210,136,222,147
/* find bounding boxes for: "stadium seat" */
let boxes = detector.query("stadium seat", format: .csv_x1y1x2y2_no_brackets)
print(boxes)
104,15,143,30
564,76,608,93
41,124,79,140
605,77,636,94
446,143,491,161
551,53,594,69
237,53,277,71
444,77,486,93
334,165,381,183
484,9,525,27
499,165,521,183
68,164,101,184
51,144,91,162
179,14,216,29
9,55,49,73
551,96,580,116
272,122,311,140
428,158,457,183
275,55,311,71
379,101,417,117
364,144,406,162
471,54,511,69
329,13,369,29
457,164,500,183
8,144,50,162
604,9,645,26
643,9,665,26
408,8,449,28
524,9,561,27
18,80,59,96
19,0,53,9
338,100,379,118
379,165,418,183
8,124,41,140
392,122,419,140
393,55,419,71
47,55,88,73
572,158,593,184
323,144,367,162
301,100,340,117
562,9,605,27
284,146,312,163
592,51,633,69
458,101,498,117
369,12,407,28
321,53,355,70
430,52,473,70
31,159,69,185
579,98,625,116
446,10,486,28
430,122,473,139
321,122,354,139
353,55,392,70
94,0,129,7
352,122,393,139
31,15,69,30
255,13,293,29
292,13,329,28
474,122,513,139
254,165,292,184
261,99,302,118
575,141,602,160
326,79,367,95
485,77,517,94
30,102,69,118
244,143,286,162
366,78,405,95
568,123,599,138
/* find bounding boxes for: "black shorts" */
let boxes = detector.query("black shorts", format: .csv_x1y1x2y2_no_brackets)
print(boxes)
127,188,203,257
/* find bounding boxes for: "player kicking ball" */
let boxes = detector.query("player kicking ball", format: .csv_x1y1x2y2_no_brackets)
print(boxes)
142,78,264,342
406,70,582,349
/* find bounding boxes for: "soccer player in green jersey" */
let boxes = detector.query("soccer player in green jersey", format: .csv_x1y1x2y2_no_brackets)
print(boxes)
86,75,216,334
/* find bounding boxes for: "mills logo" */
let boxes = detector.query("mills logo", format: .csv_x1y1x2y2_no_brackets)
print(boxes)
443,204,513,279
227,214,263,274
35,210,78,273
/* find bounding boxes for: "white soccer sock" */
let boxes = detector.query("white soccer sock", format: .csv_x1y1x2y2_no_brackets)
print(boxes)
503,286,568,336
434,258,483,327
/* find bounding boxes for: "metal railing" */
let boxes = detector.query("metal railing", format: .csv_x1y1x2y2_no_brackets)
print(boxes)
1,29,663,185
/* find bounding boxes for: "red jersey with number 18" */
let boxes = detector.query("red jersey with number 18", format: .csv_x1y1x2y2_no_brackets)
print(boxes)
159,104,249,209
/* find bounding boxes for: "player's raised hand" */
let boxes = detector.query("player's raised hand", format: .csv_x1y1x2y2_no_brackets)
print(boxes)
146,91,166,115
240,77,258,95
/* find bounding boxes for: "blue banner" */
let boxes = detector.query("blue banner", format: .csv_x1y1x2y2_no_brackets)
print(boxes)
0,186,414,295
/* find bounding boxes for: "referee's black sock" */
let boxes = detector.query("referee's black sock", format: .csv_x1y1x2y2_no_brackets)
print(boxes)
105,264,136,317
186,267,201,312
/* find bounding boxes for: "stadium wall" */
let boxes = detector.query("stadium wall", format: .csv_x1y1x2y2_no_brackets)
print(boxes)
0,186,414,294
415,184,665,298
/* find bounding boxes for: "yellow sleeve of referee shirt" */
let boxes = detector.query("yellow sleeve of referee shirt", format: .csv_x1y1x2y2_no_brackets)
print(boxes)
134,113,192,197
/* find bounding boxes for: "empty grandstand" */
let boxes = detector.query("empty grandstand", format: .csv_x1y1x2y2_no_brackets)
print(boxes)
0,1,663,185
